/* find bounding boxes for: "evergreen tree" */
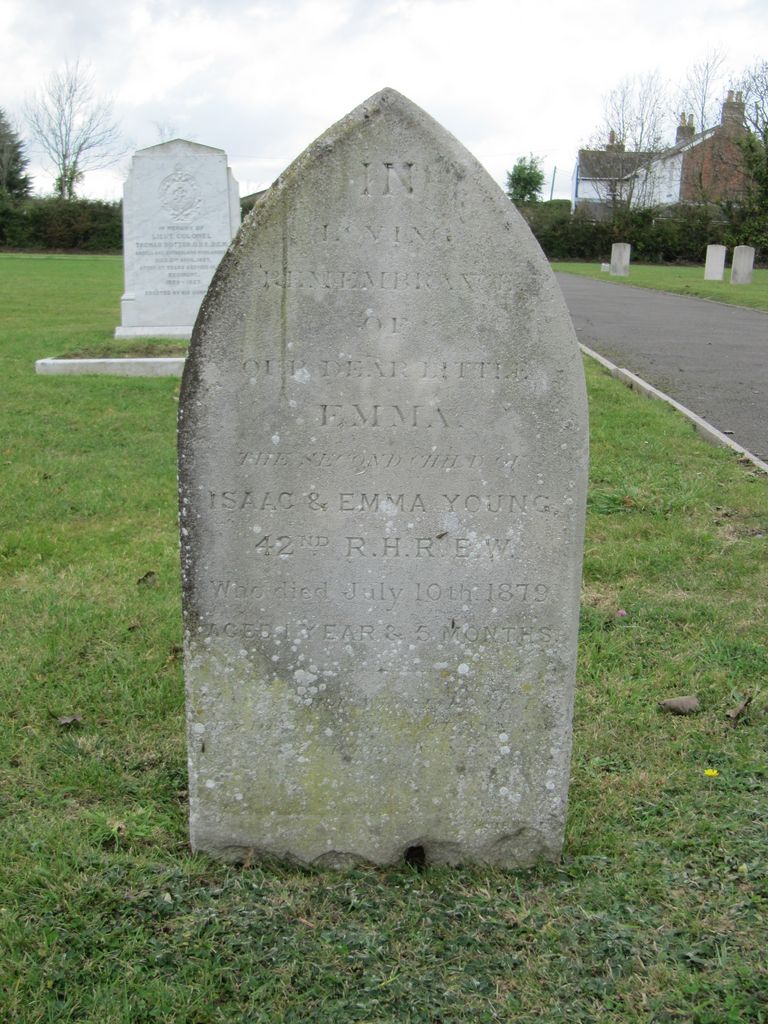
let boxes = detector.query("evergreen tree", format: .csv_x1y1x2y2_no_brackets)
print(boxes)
0,108,32,198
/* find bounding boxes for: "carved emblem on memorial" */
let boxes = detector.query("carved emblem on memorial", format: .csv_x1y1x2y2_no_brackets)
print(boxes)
158,166,202,222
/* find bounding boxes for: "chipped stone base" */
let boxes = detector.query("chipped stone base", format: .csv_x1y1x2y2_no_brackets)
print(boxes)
190,825,563,870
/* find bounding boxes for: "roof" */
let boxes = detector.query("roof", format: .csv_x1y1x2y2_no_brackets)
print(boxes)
648,126,718,165
579,123,723,180
577,148,654,180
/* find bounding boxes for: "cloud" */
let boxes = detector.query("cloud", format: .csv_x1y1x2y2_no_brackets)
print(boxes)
4,0,767,200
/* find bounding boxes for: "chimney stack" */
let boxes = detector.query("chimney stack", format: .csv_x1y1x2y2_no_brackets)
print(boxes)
721,90,746,134
676,112,696,144
605,130,624,152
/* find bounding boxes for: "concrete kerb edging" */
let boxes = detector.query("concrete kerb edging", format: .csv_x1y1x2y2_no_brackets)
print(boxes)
579,343,768,476
35,357,185,377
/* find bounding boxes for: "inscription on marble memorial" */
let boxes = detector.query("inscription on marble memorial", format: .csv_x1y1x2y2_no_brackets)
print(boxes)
135,222,230,299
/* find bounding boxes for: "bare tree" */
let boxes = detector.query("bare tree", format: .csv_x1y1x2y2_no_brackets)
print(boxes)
677,48,729,132
24,60,124,199
739,58,768,135
585,72,670,209
601,72,670,153
153,121,179,144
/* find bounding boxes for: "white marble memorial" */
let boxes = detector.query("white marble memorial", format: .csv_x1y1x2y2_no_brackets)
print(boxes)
704,244,726,282
731,245,755,286
116,140,240,339
178,90,588,868
610,243,630,277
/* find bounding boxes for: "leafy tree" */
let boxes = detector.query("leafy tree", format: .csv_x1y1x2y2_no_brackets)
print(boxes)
0,108,32,198
24,60,124,200
505,155,545,204
734,136,768,254
729,60,768,253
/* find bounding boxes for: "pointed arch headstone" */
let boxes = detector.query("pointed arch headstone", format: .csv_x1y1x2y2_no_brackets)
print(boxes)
178,89,588,867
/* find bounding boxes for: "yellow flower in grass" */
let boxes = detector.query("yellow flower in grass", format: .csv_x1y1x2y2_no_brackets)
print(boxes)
704,768,720,777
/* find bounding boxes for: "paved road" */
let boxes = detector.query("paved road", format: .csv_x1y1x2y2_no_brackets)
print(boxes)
556,273,768,462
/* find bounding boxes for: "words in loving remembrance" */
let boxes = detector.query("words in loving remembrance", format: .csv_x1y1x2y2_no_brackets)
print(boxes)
192,168,569,672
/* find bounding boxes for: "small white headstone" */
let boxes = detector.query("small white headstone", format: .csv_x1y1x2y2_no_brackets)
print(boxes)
178,89,588,869
116,140,241,339
731,245,755,286
600,263,610,273
704,245,726,282
610,243,630,277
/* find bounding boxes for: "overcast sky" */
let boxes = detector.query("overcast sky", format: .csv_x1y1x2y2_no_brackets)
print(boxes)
2,0,766,202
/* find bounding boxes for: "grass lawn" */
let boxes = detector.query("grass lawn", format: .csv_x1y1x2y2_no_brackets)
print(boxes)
0,253,188,359
552,261,768,313
1,253,767,1023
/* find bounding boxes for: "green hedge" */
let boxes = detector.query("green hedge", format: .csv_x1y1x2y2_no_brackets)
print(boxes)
518,201,765,264
0,196,122,252
1,192,764,263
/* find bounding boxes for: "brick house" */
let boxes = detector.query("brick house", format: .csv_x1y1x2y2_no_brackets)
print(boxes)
572,92,749,213
633,91,748,206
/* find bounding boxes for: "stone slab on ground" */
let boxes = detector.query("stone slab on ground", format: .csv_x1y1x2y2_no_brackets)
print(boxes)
36,357,185,377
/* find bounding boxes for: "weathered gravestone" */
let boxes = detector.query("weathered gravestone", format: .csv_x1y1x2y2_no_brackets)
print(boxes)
704,244,726,282
116,140,240,339
178,89,588,868
610,243,630,277
731,245,755,285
